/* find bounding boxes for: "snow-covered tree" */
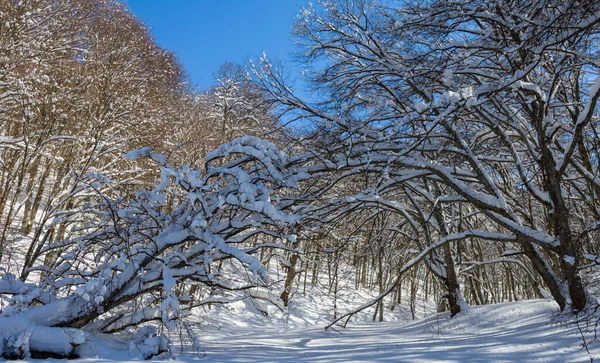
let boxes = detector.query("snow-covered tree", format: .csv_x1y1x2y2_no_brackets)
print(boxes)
253,0,600,318
0,0,190,281
0,137,298,359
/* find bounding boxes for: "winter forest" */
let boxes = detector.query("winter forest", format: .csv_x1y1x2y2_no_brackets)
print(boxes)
1,0,600,361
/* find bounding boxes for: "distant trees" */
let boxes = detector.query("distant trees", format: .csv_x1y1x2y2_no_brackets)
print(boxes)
0,0,190,279
168,62,278,169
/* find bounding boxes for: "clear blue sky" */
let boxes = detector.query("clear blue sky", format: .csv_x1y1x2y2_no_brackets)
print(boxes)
124,0,309,89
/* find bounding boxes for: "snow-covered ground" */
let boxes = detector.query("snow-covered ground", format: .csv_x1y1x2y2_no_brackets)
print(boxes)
195,299,595,362
26,299,597,362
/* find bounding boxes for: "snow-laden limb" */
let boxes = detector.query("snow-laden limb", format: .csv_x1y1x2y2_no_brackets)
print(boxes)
0,316,87,359
0,273,37,296
0,136,25,150
0,137,299,359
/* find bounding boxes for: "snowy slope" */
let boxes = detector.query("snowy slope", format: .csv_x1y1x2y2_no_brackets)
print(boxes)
29,299,597,362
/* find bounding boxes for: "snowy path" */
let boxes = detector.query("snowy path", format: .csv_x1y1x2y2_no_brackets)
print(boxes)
35,299,596,362
196,300,594,362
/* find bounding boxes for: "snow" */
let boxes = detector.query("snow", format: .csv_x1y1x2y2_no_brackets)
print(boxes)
199,300,580,362
564,255,576,265
18,299,596,362
502,249,521,256
584,254,600,264
0,317,85,358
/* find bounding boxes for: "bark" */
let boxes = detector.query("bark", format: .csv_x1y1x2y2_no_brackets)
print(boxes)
521,240,567,311
22,159,51,235
280,242,299,307
432,198,462,317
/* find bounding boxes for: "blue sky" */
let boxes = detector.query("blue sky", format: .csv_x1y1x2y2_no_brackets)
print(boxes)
124,1,309,89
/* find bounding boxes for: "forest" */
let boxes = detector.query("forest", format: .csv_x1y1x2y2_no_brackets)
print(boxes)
0,0,599,360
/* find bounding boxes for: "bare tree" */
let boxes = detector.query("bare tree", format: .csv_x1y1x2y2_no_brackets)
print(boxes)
252,0,600,319
0,0,191,279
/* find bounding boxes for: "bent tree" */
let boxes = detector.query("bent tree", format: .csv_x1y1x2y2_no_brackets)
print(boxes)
0,137,299,358
254,0,600,315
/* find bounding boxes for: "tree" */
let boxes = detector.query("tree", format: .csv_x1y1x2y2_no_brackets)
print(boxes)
252,0,600,319
0,0,190,280
0,137,298,359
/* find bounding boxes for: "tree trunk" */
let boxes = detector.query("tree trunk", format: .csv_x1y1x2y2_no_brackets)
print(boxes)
280,242,299,307
521,240,567,311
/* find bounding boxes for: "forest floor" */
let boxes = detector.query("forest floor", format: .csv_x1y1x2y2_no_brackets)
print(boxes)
193,299,597,362
23,298,599,362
